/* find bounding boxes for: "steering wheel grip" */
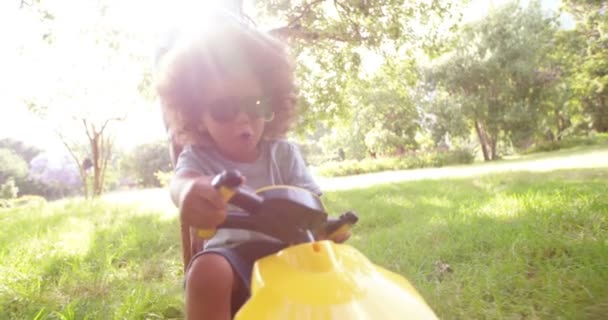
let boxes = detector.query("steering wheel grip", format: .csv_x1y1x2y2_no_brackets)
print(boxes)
197,170,263,239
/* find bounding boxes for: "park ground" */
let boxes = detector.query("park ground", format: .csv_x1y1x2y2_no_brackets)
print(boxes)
1,145,607,319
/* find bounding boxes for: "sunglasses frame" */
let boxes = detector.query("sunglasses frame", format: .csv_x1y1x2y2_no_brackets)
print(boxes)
206,96,275,123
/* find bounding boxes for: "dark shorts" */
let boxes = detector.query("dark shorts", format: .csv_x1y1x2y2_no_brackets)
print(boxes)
187,241,287,316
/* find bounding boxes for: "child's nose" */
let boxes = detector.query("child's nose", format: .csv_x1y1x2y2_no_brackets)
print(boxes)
234,109,254,124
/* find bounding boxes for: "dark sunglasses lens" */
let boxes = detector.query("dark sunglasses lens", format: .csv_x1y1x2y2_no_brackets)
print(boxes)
208,98,273,122
261,108,275,122
209,100,239,122
248,100,273,120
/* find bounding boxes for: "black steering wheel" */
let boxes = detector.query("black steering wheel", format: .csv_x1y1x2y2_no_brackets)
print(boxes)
207,170,358,244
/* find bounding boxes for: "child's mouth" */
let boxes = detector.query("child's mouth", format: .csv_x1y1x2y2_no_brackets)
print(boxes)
239,132,253,140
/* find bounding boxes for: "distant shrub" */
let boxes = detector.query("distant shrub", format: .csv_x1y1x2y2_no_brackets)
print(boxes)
315,148,475,177
443,148,476,165
526,133,608,154
123,141,172,187
9,195,47,208
0,178,19,199
0,199,11,208
154,170,174,188
0,195,47,209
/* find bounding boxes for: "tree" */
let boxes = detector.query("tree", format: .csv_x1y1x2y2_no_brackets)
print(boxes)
427,1,558,160
29,152,82,199
18,0,150,197
123,141,173,187
560,0,608,132
418,87,470,145
354,59,421,155
0,178,19,200
318,122,368,160
152,1,468,161
0,138,42,163
55,119,122,198
309,55,422,159
0,141,41,196
536,28,587,140
250,0,465,132
0,148,29,186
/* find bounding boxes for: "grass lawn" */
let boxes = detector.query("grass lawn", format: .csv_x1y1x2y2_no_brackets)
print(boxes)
323,168,608,319
1,168,607,319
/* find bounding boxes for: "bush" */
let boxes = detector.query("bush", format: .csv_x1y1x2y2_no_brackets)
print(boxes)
154,170,174,188
0,178,19,199
28,152,82,200
315,148,475,177
9,195,47,208
526,133,608,154
0,148,28,186
0,199,10,208
442,149,476,165
0,195,47,209
123,141,172,187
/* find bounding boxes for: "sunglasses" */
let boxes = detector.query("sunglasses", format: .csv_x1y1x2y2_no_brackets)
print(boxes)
206,96,275,123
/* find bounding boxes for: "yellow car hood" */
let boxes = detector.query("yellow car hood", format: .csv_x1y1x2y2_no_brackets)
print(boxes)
235,240,438,320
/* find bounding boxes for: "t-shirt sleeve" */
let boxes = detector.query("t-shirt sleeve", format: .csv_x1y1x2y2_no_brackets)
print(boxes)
280,142,322,196
174,145,208,175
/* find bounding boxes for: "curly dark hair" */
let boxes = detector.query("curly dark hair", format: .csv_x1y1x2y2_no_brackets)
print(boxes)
155,15,297,147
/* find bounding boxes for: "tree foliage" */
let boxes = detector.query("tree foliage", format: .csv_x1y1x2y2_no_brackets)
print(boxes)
355,60,421,155
0,148,29,186
122,141,173,188
9,0,607,184
0,178,19,200
252,0,464,132
426,1,559,159
0,138,42,163
28,152,82,199
559,0,608,132
18,0,149,197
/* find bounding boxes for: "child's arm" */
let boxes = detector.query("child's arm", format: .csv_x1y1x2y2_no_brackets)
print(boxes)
170,170,227,229
170,170,229,272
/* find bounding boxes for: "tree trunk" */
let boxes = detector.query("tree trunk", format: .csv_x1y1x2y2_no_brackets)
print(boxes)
80,167,89,199
83,117,121,198
486,124,499,160
556,108,571,140
475,120,491,161
490,135,498,160
90,133,102,197
593,94,608,132
57,132,89,198
99,136,112,196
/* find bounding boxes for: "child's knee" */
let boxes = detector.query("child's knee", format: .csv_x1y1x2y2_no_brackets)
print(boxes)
186,253,234,293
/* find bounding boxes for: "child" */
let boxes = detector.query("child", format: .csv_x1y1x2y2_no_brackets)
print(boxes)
154,11,345,319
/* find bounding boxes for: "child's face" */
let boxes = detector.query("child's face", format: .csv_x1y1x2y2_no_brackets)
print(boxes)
201,73,269,162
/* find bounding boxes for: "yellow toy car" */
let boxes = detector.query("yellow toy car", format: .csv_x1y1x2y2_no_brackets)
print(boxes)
201,170,439,319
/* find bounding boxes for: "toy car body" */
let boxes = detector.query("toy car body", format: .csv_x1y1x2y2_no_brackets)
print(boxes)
201,171,439,319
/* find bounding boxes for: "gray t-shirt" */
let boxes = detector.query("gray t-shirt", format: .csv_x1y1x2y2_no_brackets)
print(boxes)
175,139,321,249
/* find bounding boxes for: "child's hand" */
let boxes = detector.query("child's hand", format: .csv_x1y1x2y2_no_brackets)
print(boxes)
318,230,351,243
330,231,351,243
179,176,227,229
